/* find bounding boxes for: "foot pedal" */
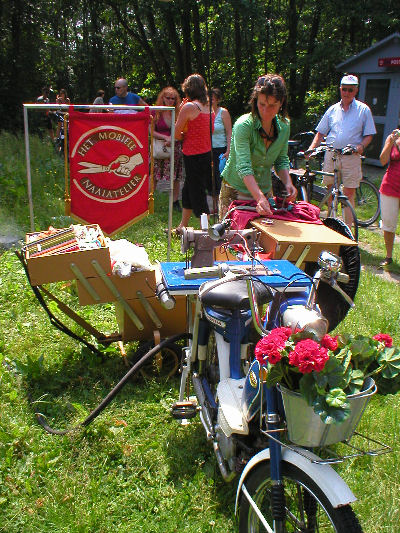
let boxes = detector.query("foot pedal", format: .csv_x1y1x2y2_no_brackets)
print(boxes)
171,400,198,419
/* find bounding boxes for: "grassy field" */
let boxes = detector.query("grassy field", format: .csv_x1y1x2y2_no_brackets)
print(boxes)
1,132,400,532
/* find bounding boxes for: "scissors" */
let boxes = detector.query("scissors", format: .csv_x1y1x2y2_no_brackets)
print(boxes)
77,162,112,173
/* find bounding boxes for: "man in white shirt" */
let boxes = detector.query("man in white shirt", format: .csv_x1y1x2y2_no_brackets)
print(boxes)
308,75,376,211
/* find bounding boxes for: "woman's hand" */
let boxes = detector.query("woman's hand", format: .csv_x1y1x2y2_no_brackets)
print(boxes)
390,129,400,143
256,196,273,216
277,169,297,202
284,181,297,202
380,130,400,165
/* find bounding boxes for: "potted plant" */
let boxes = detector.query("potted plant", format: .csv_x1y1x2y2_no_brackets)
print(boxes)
255,328,400,446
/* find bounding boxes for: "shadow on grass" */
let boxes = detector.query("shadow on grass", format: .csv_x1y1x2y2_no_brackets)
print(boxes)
360,246,400,276
18,342,164,432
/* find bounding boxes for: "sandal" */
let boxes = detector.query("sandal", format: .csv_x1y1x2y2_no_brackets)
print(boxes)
379,257,393,268
163,227,183,237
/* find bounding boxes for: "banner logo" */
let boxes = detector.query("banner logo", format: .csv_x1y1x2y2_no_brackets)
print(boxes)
68,108,150,235
71,126,146,204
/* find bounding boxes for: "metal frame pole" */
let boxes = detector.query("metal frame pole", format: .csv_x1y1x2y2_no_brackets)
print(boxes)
23,106,35,231
22,104,173,237
167,108,176,261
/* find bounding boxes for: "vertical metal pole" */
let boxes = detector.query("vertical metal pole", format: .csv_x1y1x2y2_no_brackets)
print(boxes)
23,105,35,231
167,107,176,261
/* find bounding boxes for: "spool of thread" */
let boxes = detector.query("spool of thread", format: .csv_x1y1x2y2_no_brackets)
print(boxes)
200,213,208,230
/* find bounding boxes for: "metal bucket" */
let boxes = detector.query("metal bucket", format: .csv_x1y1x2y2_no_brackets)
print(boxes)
278,377,377,447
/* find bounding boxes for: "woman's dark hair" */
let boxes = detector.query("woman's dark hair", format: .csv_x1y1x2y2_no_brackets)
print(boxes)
211,87,222,101
181,74,208,105
249,74,289,120
59,88,68,98
97,89,105,97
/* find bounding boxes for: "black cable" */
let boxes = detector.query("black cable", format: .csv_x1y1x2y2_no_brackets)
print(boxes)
15,250,104,355
33,332,191,435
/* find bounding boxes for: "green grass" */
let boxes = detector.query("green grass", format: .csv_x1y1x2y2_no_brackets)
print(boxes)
1,132,400,532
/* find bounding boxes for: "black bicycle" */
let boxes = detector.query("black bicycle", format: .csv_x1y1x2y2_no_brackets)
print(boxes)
293,145,359,241
353,177,380,227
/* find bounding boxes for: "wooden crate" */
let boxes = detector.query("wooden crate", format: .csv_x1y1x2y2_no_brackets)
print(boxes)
251,219,356,265
115,295,187,342
25,225,111,286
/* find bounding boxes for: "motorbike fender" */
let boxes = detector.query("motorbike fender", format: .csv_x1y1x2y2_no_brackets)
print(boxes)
235,447,357,514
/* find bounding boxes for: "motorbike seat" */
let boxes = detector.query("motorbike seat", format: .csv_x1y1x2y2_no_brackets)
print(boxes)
199,279,272,310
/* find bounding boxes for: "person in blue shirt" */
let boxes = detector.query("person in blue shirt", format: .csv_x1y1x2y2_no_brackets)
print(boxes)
109,78,147,113
307,75,376,214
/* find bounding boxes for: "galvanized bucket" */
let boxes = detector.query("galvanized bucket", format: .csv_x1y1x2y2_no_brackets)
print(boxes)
278,377,377,447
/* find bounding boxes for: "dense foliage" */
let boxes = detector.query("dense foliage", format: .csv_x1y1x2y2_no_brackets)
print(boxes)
1,0,399,132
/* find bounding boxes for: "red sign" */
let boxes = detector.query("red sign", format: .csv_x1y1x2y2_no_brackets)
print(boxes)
378,57,400,67
68,107,150,235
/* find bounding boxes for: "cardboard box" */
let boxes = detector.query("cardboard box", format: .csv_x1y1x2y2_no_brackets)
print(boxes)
25,225,111,286
115,295,187,342
76,268,157,306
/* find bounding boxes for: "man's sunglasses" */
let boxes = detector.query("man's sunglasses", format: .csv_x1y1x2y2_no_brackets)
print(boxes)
341,87,356,93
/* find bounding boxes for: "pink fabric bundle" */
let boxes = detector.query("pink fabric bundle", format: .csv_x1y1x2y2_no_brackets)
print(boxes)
228,198,322,230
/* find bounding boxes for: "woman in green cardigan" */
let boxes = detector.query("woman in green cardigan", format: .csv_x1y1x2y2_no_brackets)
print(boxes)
219,74,297,218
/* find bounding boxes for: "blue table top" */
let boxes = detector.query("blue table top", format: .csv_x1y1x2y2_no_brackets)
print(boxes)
160,260,311,294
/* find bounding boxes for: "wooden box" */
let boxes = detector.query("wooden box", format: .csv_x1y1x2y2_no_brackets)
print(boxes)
76,268,157,306
251,219,356,266
25,225,111,286
115,295,187,342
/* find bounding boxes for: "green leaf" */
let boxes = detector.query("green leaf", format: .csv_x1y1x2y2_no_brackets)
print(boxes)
313,396,351,425
377,348,400,379
325,388,347,408
265,364,284,388
299,373,317,406
323,356,347,388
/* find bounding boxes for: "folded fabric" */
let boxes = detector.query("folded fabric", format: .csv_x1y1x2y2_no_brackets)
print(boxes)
227,198,322,230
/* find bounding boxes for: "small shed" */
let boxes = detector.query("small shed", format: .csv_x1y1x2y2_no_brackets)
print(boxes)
337,33,400,165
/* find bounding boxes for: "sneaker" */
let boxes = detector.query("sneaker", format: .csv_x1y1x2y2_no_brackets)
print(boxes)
173,200,182,212
379,257,393,268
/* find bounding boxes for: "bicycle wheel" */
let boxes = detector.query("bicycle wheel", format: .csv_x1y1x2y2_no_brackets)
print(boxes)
129,341,181,379
239,461,363,533
354,179,380,227
320,197,359,242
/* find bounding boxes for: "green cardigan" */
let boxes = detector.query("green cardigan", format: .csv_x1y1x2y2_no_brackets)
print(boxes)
221,112,290,194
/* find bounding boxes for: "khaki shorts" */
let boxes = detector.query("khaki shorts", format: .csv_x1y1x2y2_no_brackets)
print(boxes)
322,152,362,188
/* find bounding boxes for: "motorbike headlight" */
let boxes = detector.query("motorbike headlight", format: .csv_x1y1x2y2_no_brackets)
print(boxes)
282,305,328,340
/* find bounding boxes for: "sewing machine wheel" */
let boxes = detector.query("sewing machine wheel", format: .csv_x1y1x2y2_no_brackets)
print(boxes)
129,341,182,379
304,217,360,331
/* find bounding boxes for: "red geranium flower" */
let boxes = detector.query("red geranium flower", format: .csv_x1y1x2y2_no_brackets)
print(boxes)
288,338,329,374
255,327,292,365
321,334,338,351
373,333,393,348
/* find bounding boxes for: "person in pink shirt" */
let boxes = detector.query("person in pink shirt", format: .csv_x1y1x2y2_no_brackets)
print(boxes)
173,74,215,234
379,128,400,267
153,86,183,211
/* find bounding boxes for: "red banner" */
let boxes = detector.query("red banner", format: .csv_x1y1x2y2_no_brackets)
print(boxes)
68,107,150,235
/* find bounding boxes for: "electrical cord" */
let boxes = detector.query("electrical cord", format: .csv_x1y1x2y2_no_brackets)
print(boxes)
32,332,191,435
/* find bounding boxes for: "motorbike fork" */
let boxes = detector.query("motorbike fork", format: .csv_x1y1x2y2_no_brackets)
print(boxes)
266,386,286,526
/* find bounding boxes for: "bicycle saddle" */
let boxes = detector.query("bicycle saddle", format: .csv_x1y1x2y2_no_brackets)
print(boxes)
199,279,272,310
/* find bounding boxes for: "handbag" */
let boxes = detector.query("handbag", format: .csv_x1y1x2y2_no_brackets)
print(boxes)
152,139,171,159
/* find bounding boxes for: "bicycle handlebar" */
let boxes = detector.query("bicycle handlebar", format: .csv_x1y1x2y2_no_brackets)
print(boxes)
298,144,357,160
